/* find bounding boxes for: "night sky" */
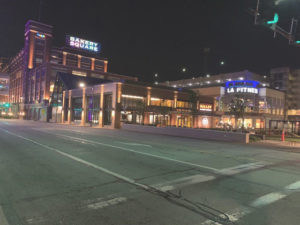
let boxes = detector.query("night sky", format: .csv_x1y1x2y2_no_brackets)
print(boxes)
1,0,300,82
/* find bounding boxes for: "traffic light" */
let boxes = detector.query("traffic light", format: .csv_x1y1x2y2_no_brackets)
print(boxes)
267,13,279,24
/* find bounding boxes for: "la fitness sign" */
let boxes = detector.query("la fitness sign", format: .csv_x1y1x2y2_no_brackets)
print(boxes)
225,80,259,95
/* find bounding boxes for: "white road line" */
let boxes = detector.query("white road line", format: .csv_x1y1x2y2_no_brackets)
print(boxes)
155,174,215,192
218,162,268,176
35,130,221,173
0,205,9,225
32,128,270,176
201,180,300,224
201,206,252,225
86,197,127,210
251,192,287,208
285,180,300,190
118,142,152,148
26,217,45,224
0,128,151,191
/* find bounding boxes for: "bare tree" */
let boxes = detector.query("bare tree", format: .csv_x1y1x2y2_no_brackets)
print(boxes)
229,96,246,131
135,100,145,125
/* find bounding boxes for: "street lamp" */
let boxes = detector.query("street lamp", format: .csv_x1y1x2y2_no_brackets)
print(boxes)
182,68,187,72
79,82,85,88
220,61,225,66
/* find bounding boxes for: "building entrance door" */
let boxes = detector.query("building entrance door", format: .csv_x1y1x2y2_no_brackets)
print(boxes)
177,115,192,128
103,94,112,125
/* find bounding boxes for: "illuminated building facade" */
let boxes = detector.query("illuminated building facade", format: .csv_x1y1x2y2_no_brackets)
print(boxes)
0,73,9,103
4,20,137,120
162,71,285,129
270,67,300,121
50,73,214,129
163,70,269,89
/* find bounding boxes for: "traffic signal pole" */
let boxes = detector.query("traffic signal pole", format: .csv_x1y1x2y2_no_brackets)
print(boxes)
251,0,299,46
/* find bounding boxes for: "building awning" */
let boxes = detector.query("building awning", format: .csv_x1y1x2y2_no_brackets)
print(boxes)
56,72,113,90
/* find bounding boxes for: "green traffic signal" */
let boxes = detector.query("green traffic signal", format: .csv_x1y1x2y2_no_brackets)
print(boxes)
267,13,279,24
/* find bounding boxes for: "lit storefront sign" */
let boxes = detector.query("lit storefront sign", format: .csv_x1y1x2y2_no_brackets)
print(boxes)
199,104,212,111
0,103,10,108
66,36,101,53
225,80,259,94
72,70,87,77
121,94,144,100
36,33,45,39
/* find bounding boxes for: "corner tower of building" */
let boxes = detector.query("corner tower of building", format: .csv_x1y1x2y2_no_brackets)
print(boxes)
24,20,53,69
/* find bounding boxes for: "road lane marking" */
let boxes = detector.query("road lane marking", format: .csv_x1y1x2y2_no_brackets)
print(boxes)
0,127,258,224
0,206,9,225
35,130,221,173
32,128,270,177
201,206,252,225
155,174,215,192
26,217,45,224
0,128,151,191
86,197,127,210
285,180,300,190
117,142,152,148
201,180,300,224
218,162,269,176
251,192,286,208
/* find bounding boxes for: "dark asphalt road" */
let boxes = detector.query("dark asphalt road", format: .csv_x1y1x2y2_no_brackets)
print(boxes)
0,119,300,225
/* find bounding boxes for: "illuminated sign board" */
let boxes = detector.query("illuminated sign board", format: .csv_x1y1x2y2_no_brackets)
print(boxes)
225,80,259,94
36,33,45,39
66,36,101,53
199,104,212,111
0,103,10,108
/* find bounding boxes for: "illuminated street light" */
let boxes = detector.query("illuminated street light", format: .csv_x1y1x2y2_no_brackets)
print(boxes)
79,82,85,88
220,61,225,66
154,73,158,77
182,68,186,72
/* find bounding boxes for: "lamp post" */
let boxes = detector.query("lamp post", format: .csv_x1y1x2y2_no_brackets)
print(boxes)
79,82,85,88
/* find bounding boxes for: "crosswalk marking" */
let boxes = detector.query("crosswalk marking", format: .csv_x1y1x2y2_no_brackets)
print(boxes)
201,180,300,224
86,197,127,210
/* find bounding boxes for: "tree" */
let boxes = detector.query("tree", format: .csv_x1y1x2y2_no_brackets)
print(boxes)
229,97,246,131
188,91,198,128
135,100,146,125
157,100,170,127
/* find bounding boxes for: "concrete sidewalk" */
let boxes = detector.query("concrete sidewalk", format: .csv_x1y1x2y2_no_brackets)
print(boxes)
255,139,300,150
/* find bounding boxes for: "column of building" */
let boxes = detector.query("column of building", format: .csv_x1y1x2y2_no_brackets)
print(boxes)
67,90,72,124
61,90,66,123
113,83,122,128
81,87,86,126
98,85,104,127
170,91,178,127
143,87,151,125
